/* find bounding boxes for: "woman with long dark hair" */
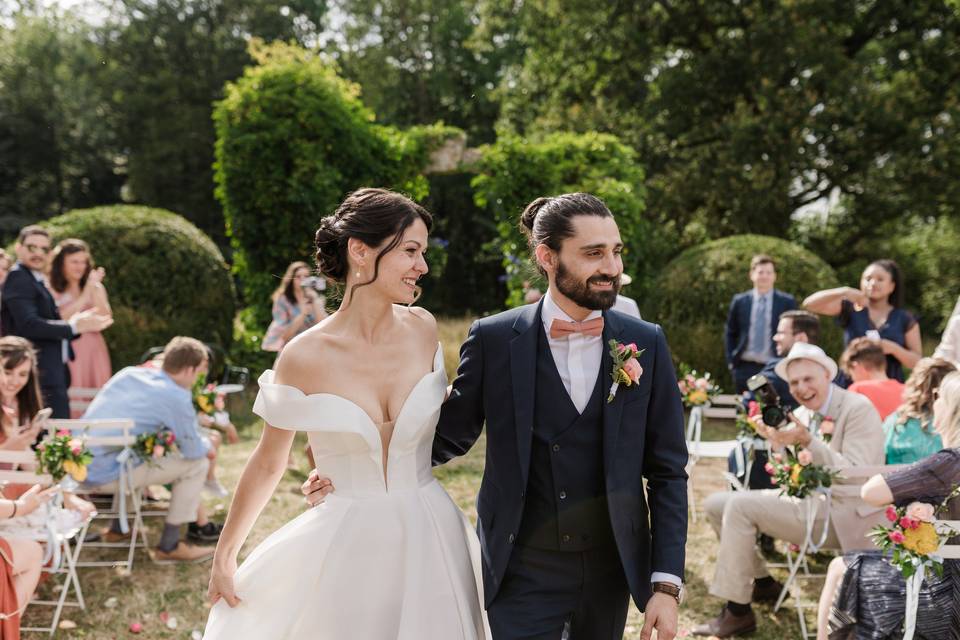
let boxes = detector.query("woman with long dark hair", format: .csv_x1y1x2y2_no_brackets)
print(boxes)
804,259,922,383
261,261,328,353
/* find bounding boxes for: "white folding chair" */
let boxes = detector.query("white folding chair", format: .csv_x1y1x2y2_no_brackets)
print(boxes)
685,394,742,521
0,450,91,636
67,388,99,418
936,520,960,558
48,419,149,572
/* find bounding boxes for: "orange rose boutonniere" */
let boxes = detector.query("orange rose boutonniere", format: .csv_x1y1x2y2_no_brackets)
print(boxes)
607,340,645,403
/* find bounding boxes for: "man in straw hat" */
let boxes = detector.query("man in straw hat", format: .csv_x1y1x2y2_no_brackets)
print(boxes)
693,343,884,637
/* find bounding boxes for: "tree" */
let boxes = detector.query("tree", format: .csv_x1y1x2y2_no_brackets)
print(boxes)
495,0,960,244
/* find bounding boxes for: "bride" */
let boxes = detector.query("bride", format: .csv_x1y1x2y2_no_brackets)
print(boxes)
204,188,488,639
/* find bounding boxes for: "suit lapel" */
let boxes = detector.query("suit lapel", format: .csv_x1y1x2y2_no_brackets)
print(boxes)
510,301,542,491
602,309,627,479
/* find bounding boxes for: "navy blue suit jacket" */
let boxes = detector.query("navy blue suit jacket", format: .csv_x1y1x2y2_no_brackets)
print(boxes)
0,264,76,389
432,302,689,610
724,289,797,369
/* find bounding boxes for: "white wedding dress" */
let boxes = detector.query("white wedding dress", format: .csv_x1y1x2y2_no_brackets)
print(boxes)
203,344,489,639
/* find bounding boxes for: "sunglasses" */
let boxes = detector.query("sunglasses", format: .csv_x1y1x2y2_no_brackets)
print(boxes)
24,243,51,255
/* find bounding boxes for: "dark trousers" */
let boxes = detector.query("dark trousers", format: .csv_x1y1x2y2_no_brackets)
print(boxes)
42,365,71,419
731,361,765,394
727,446,775,490
488,544,630,640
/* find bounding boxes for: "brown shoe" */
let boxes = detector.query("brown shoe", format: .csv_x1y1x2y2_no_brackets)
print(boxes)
692,608,757,637
752,578,784,604
151,542,214,564
100,528,131,543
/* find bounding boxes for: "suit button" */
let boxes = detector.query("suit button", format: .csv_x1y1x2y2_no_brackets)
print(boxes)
520,491,525,499
559,491,567,500
552,444,560,452
562,534,571,543
508,534,515,543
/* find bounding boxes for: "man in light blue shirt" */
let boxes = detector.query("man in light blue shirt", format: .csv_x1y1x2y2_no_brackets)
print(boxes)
82,336,216,563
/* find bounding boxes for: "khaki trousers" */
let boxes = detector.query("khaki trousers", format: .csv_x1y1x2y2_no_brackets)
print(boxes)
704,489,841,604
89,455,209,526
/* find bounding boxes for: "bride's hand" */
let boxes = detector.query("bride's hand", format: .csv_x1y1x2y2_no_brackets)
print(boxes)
301,469,334,507
208,559,241,608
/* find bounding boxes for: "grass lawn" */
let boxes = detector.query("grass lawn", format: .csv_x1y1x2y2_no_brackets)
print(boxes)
27,317,824,638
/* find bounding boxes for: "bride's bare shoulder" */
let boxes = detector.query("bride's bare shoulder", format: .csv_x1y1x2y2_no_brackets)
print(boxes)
274,328,343,387
398,305,438,347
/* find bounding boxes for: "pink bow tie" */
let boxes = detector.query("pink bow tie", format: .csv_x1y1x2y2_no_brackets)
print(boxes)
549,317,604,340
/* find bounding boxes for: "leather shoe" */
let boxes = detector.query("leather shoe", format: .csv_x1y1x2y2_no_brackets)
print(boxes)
692,608,757,637
752,577,784,604
151,542,214,564
99,528,131,543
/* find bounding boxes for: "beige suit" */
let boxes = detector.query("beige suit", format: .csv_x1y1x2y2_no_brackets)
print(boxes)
705,386,884,604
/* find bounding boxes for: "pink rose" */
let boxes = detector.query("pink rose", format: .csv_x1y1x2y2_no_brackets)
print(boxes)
625,343,638,353
820,419,835,435
56,429,70,437
797,450,813,466
906,502,936,523
623,358,643,384
788,543,801,553
678,381,689,394
152,445,165,459
764,462,776,475
695,378,710,390
899,517,919,530
215,394,226,411
685,374,696,385
166,432,176,444
748,401,761,418
888,530,905,544
773,453,783,463
885,506,899,522
68,438,83,455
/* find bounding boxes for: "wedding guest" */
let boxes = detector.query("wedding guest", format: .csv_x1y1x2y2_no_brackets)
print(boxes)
0,485,57,632
882,357,955,464
841,337,905,420
933,295,960,367
48,239,112,396
0,248,11,289
262,262,327,353
817,370,960,640
0,336,96,519
612,273,642,319
694,344,883,637
804,259,921,384
81,336,217,562
725,255,797,393
0,226,112,418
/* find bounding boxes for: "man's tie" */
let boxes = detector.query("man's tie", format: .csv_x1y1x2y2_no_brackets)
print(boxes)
749,295,768,355
549,317,604,340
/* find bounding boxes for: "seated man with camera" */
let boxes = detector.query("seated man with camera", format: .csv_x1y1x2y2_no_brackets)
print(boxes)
694,343,884,637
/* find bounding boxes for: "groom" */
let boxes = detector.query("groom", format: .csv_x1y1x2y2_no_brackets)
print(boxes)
306,193,688,639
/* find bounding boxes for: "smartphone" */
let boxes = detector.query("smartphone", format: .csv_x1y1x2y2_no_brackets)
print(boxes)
29,407,53,430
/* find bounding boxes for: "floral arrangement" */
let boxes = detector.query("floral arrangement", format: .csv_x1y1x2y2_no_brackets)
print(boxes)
192,373,220,416
735,400,762,439
677,364,721,408
607,340,644,402
869,486,960,580
818,416,835,443
36,430,93,482
765,445,839,499
134,428,179,463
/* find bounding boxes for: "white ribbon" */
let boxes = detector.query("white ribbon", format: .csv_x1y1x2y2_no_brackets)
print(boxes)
802,487,833,553
902,559,924,640
115,447,135,534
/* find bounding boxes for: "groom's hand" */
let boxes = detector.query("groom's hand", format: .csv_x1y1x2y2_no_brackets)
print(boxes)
301,469,334,506
640,593,678,640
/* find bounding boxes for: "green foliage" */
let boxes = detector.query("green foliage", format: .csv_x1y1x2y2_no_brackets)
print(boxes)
648,235,840,388
214,40,460,325
41,206,236,368
494,0,960,244
471,131,668,307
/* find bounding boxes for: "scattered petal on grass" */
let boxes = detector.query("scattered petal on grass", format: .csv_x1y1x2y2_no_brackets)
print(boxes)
191,630,203,640
104,596,118,608
129,622,142,633
166,616,178,630
58,619,77,629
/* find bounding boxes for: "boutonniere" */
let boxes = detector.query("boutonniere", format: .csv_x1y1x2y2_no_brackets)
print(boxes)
607,339,645,403
820,416,835,443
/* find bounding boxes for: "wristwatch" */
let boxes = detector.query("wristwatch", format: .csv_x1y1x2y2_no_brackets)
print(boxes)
652,581,684,604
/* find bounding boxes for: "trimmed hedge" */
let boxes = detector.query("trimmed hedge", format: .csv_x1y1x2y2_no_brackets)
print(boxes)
214,40,459,325
647,234,841,389
41,206,236,368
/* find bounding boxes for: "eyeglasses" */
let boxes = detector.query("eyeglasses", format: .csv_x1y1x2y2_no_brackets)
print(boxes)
24,244,51,255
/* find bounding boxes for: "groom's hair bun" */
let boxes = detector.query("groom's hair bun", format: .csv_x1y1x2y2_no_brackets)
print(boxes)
314,188,432,299
518,193,614,276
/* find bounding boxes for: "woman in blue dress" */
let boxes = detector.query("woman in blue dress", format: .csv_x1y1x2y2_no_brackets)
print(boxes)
804,259,922,384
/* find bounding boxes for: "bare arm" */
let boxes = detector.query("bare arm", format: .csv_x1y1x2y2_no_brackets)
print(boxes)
208,423,295,606
91,283,112,316
861,474,894,506
57,294,88,319
803,287,866,316
881,324,922,369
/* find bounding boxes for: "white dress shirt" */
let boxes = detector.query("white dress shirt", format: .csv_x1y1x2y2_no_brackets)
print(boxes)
539,290,681,588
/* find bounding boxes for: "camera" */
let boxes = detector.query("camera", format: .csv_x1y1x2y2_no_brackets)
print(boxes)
301,276,326,292
746,374,789,427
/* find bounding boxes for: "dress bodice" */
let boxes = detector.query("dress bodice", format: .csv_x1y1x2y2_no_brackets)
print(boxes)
253,344,446,497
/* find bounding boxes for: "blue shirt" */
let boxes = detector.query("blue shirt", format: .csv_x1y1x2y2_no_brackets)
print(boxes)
81,366,210,486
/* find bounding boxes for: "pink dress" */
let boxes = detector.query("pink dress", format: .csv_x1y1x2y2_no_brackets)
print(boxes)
53,291,112,407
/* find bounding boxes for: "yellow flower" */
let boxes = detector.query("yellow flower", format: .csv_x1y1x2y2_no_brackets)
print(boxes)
790,464,803,486
63,460,87,482
197,396,212,413
688,389,708,405
902,522,940,555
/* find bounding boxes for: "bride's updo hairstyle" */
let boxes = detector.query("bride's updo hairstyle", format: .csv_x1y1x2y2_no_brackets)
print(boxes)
519,192,613,276
315,188,432,302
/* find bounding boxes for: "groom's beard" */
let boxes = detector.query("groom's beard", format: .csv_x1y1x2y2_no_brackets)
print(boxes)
555,259,620,311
